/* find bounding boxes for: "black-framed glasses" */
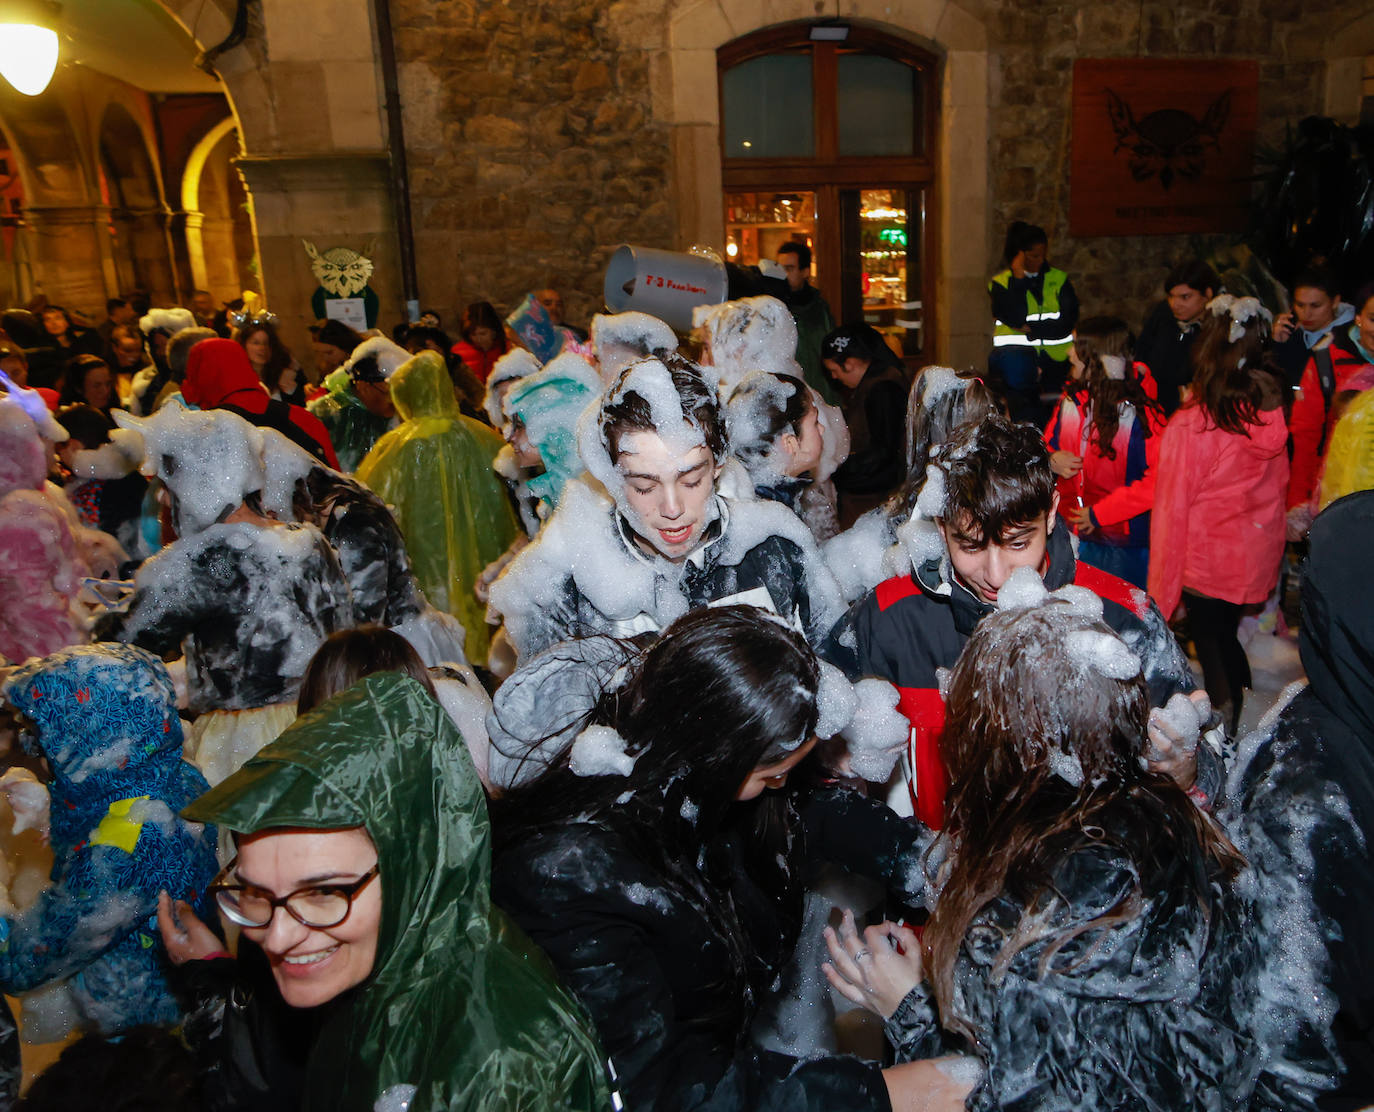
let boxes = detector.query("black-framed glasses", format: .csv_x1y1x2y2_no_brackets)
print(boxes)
209,858,380,929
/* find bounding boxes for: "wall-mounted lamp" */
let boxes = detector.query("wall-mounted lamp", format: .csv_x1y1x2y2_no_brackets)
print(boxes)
809,21,849,41
0,1,61,97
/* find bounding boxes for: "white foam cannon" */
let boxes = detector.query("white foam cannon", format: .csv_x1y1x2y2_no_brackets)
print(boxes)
603,245,729,334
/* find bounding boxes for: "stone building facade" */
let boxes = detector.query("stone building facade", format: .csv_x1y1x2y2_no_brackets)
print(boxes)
6,0,1374,366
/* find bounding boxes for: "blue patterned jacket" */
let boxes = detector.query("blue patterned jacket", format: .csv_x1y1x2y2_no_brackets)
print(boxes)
2,644,218,1034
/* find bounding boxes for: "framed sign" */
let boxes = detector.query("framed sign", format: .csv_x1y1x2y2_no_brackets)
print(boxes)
1070,59,1259,237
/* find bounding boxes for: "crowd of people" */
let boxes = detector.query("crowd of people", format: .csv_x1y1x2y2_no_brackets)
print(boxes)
0,232,1369,1112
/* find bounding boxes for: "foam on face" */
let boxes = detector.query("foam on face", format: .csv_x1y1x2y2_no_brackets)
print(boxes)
810,387,850,482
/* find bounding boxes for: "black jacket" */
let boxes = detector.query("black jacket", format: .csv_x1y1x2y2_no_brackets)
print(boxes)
1135,300,1203,416
1224,490,1374,1107
493,783,926,1112
832,363,909,497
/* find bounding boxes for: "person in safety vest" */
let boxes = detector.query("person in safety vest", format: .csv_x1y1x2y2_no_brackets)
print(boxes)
988,221,1078,424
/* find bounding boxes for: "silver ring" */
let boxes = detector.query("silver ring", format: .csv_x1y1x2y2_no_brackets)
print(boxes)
852,948,871,961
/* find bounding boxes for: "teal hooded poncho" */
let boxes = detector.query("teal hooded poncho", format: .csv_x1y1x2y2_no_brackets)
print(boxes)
185,673,611,1112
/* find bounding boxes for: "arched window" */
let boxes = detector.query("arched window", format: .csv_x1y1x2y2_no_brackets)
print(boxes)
719,24,938,359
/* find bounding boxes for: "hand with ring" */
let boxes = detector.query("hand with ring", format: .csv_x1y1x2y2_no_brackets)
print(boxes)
822,908,924,1019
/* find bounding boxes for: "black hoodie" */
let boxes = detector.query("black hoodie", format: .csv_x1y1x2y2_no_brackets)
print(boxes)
1225,490,1374,1107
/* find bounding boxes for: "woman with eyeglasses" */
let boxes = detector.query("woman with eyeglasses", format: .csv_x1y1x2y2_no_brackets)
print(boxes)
156,665,609,1112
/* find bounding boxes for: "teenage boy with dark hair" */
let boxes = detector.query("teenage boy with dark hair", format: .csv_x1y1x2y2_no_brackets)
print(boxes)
1135,259,1218,415
1271,266,1354,389
822,414,1211,828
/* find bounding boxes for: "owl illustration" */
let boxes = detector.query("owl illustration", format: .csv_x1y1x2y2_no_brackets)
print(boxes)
1105,89,1232,190
303,240,375,298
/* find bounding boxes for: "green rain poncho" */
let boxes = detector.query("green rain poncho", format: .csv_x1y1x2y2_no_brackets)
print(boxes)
356,352,518,661
308,369,394,474
184,673,612,1112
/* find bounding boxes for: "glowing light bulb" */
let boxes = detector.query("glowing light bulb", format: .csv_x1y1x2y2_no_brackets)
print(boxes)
725,241,739,258
0,23,58,96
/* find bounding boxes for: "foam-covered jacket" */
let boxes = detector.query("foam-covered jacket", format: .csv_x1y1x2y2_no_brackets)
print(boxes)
1148,402,1288,618
489,479,848,661
1045,384,1167,548
0,645,217,1034
822,523,1196,828
494,780,926,1112
1221,490,1374,1105
884,795,1298,1110
102,522,355,713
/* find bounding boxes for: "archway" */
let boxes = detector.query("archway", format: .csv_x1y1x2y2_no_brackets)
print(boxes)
651,0,991,367
98,101,175,303
180,115,256,302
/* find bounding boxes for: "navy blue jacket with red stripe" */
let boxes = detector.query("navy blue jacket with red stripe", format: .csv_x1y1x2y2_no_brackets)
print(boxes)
820,523,1196,828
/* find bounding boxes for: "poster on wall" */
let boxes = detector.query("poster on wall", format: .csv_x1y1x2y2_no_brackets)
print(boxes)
1070,59,1259,237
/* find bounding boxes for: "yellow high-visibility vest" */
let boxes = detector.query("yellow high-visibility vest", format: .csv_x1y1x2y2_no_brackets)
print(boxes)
989,267,1073,360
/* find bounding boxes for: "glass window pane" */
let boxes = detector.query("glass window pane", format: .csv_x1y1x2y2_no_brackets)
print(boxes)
837,54,916,157
722,54,814,159
858,188,924,357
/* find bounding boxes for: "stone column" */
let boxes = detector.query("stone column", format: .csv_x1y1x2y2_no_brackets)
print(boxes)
233,152,397,359
22,204,114,315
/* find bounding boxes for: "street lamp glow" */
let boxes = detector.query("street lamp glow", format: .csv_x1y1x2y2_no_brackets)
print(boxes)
0,22,58,95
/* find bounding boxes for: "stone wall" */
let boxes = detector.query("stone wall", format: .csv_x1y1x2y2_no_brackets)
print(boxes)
391,0,674,333
984,0,1353,332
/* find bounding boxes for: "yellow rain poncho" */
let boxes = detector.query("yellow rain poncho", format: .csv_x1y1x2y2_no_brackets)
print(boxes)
357,352,517,661
1319,388,1374,512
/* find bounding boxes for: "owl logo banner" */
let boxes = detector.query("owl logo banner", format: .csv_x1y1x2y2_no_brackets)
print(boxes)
1070,59,1258,237
304,240,379,329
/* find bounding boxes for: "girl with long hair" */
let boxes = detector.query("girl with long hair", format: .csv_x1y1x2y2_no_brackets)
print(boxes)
1148,296,1289,732
235,317,303,406
823,594,1300,1108
1046,315,1167,588
490,605,973,1112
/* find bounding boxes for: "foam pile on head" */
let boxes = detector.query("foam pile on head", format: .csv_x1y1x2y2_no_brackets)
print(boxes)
577,353,724,503
590,311,678,383
995,565,1141,682
342,336,410,384
139,307,198,339
723,370,805,483
693,295,800,394
115,404,265,536
484,348,542,427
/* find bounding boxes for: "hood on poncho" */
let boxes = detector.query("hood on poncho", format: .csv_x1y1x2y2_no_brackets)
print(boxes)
356,354,518,661
504,353,601,513
388,350,459,422
4,644,197,845
340,337,409,385
1302,490,1374,743
182,338,264,410
184,673,610,1112
114,404,265,537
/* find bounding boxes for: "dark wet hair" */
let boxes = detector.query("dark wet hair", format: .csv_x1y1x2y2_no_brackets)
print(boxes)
935,413,1057,544
1163,259,1218,296
1350,280,1374,318
106,297,128,315
777,240,811,270
1292,265,1341,300
1070,316,1161,461
887,367,1000,518
297,625,436,714
57,403,113,449
494,605,819,836
725,372,811,471
1003,221,1048,265
602,353,727,463
1,309,44,347
925,604,1244,1041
